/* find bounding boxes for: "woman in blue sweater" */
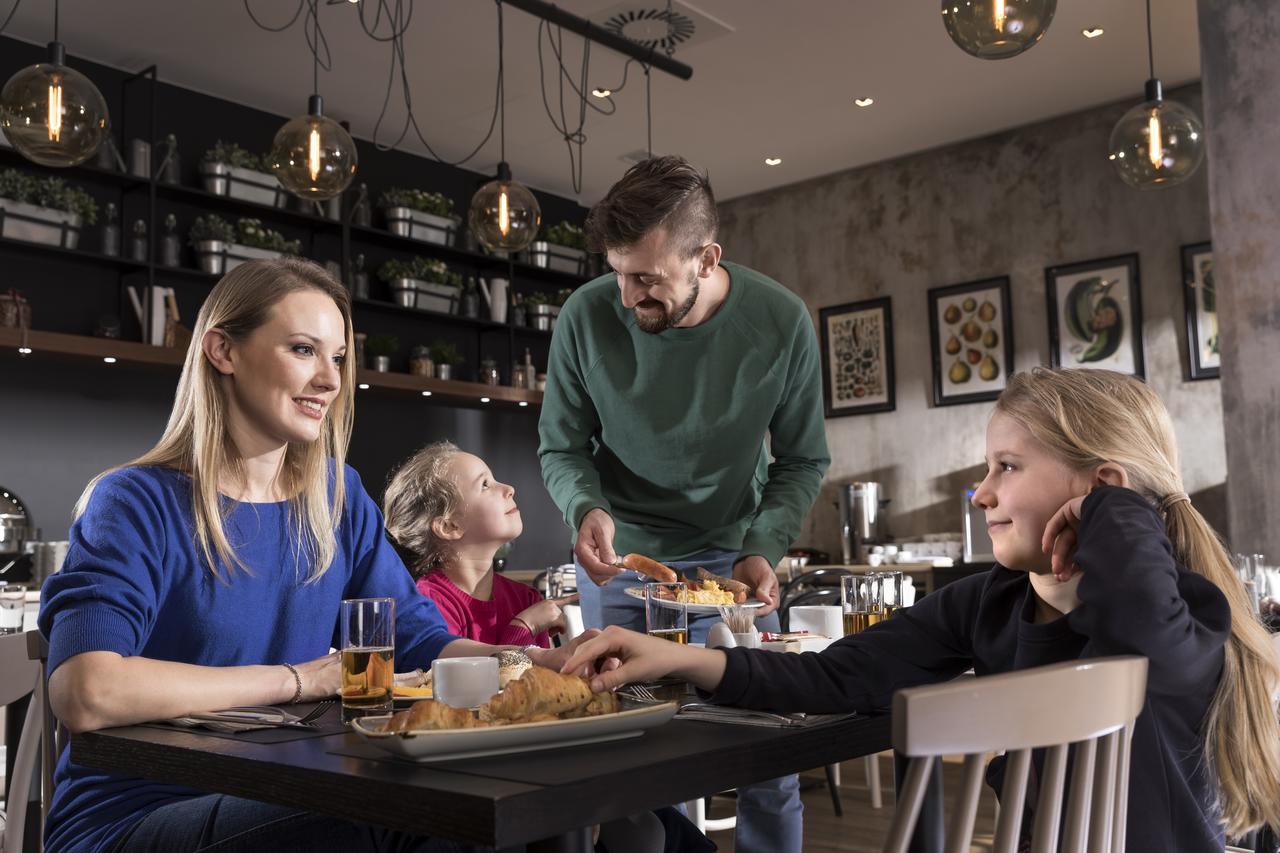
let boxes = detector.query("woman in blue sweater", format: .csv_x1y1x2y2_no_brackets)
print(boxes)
564,367,1280,849
38,259,584,852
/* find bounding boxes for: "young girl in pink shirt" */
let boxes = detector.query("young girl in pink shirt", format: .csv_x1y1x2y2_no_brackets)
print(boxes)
383,441,576,648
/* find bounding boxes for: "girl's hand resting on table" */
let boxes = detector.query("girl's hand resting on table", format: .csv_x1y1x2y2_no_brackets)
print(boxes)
559,625,728,694
295,652,342,701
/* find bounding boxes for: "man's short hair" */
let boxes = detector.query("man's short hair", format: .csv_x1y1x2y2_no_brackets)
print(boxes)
584,155,718,259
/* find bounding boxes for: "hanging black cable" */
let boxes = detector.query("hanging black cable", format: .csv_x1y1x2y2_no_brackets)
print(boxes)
0,0,24,36
243,0,305,32
53,0,58,43
645,63,652,158
1145,0,1155,80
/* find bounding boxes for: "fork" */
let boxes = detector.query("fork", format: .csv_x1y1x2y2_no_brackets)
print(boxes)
294,700,335,725
626,684,660,703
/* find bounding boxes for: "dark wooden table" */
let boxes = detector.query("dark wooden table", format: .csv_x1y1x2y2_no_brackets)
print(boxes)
73,710,892,852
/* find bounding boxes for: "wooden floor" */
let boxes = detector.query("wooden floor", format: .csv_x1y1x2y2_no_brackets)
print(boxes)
705,754,999,853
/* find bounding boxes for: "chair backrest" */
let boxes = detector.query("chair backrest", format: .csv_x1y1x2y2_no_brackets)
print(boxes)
884,656,1149,853
778,567,854,611
780,587,842,632
1,631,51,853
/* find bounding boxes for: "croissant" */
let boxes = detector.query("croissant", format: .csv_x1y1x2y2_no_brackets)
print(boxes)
383,699,485,732
480,665,594,722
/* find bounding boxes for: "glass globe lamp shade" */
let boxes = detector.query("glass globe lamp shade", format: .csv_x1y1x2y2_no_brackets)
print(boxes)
1107,81,1205,190
941,0,1057,59
269,96,358,201
468,162,541,253
0,42,109,167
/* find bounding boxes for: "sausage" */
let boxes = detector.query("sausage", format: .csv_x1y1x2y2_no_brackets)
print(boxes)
621,553,678,583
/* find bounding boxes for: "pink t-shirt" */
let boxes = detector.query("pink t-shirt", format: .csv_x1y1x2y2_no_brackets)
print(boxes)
415,570,550,648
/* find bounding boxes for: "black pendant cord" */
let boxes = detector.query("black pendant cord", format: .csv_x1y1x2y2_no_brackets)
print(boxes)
0,0,25,37
312,0,319,97
645,63,652,158
1145,0,1155,80
499,0,506,165
53,0,58,42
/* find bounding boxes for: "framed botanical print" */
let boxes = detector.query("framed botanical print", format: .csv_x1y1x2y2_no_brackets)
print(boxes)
928,276,1014,407
818,297,895,417
1181,241,1218,380
1045,253,1144,378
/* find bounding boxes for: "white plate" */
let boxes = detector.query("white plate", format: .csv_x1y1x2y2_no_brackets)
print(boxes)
351,701,678,762
623,586,766,613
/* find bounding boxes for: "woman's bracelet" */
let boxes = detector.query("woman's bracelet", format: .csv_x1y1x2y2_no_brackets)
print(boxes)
282,662,303,704
512,616,535,635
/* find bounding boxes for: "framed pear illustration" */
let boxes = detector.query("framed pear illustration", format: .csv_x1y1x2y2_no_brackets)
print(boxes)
928,276,1014,407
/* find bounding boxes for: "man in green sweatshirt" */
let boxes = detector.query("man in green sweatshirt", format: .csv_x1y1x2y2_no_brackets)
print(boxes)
538,155,830,853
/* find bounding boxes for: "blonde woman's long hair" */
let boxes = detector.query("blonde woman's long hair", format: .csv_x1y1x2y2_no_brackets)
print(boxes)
997,367,1280,836
75,258,356,582
382,441,462,578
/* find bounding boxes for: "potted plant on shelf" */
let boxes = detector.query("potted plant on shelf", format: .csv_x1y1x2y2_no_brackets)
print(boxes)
0,168,98,249
377,256,463,314
379,187,460,247
530,220,586,275
200,140,286,208
428,339,463,381
188,215,301,275
365,334,400,373
526,291,555,331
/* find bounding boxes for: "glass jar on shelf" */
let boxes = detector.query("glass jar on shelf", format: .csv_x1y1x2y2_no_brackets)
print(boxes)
480,359,500,386
409,345,434,377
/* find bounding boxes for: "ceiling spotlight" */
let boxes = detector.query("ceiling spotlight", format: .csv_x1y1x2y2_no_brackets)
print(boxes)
421,390,432,397
854,97,875,107
17,346,32,355
518,401,529,407
764,157,782,166
592,88,612,98
1082,27,1104,38
480,397,491,403
102,356,117,364
358,382,370,390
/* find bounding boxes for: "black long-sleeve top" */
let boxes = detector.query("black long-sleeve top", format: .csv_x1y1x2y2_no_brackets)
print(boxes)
712,486,1232,851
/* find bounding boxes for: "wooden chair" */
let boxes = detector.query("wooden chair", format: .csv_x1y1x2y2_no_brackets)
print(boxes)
1,630,56,853
884,656,1148,853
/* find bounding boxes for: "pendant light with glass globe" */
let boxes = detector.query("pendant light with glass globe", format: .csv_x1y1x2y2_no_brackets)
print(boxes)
1107,0,1204,189
469,1,541,255
0,0,110,167
269,0,358,201
941,0,1057,60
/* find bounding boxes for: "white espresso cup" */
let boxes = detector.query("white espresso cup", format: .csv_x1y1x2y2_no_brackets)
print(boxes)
432,656,500,709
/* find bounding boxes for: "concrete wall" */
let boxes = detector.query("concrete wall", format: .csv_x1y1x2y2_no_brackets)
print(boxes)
1197,0,1280,556
718,85,1226,557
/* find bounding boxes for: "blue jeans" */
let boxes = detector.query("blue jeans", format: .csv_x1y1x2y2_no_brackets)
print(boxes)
104,793,478,852
576,549,804,853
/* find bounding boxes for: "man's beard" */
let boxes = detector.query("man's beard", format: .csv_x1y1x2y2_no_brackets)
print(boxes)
634,271,699,334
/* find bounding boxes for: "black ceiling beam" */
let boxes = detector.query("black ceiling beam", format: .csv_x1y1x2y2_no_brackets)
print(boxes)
500,0,694,81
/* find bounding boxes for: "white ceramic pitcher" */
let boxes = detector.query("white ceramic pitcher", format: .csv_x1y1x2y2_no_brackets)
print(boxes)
478,277,508,323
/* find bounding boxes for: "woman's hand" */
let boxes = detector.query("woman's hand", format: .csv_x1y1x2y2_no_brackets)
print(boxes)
733,555,779,616
514,593,580,636
294,651,342,701
1042,494,1087,581
559,625,728,694
525,628,609,672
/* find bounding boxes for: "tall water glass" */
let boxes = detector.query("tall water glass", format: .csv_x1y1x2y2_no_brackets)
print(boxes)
645,582,688,644
841,575,883,635
340,597,395,722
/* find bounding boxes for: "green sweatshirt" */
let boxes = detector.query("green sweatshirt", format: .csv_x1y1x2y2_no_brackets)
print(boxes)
537,261,831,567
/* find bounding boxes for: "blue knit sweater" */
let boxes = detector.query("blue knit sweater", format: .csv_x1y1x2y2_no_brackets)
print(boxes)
38,464,458,853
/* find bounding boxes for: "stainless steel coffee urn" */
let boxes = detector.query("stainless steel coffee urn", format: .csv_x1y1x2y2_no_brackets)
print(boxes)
0,485,34,579
838,482,885,564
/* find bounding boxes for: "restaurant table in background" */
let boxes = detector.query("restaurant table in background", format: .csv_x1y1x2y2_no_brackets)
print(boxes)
800,563,988,596
72,703,892,852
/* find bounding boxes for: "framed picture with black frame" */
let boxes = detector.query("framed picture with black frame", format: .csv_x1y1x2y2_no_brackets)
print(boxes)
818,296,895,417
927,276,1014,407
1181,241,1219,380
1045,253,1144,378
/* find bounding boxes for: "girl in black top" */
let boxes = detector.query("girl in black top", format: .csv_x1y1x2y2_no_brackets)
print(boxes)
563,368,1280,850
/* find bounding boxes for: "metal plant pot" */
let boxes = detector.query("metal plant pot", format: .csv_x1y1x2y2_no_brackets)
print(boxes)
201,161,289,208
387,277,459,314
0,198,81,249
195,240,227,275
435,363,453,381
372,355,391,372
383,207,459,247
529,240,586,275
